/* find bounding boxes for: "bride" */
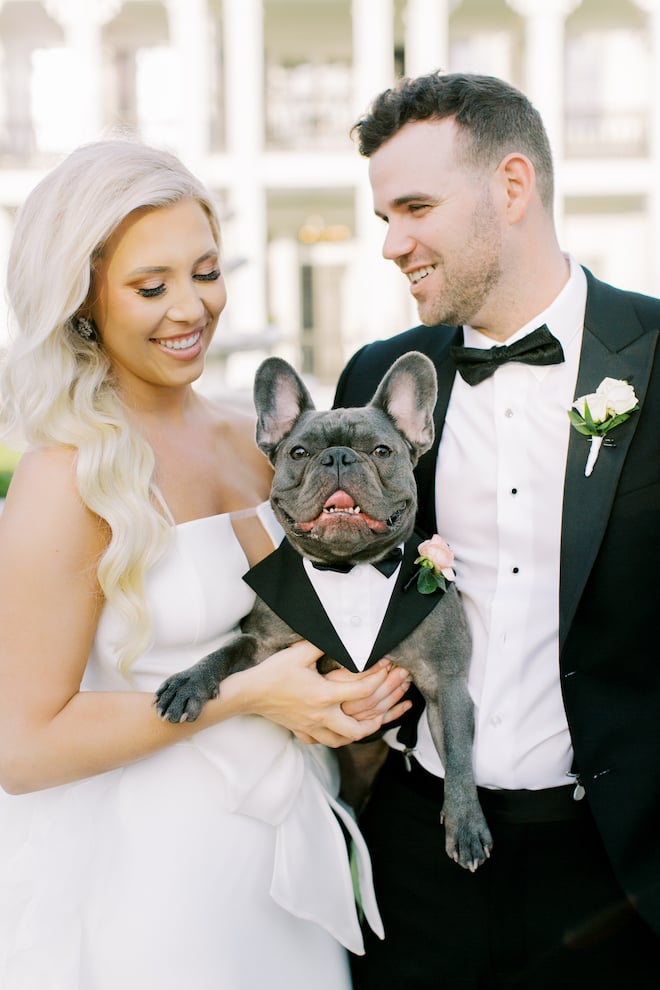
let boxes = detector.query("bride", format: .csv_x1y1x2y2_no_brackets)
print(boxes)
0,139,410,990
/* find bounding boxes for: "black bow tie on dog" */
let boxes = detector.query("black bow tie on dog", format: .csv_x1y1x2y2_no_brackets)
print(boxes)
450,325,565,386
312,546,403,578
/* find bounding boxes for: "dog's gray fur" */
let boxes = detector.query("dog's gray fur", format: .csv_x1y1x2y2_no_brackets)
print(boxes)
155,352,492,870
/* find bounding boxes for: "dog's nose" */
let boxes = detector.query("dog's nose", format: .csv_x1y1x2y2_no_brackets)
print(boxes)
321,447,358,468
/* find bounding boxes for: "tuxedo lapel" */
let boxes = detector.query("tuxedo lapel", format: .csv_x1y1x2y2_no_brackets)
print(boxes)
243,535,445,672
414,327,462,536
366,535,444,667
244,540,358,670
559,272,659,651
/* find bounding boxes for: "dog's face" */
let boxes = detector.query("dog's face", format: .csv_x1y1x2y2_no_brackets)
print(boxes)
253,352,437,566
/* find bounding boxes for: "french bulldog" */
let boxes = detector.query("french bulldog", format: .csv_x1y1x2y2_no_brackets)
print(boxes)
155,352,492,871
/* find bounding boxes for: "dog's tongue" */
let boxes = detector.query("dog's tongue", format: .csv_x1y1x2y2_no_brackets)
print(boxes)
323,490,355,511
296,489,387,533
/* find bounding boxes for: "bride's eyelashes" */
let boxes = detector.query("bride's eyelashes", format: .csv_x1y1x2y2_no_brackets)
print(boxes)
137,269,222,298
138,284,166,298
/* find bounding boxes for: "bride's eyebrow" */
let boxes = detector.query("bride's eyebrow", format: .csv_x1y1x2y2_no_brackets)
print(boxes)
195,250,220,264
127,251,219,277
128,265,169,276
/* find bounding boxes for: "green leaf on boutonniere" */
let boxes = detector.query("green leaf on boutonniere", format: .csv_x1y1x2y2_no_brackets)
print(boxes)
568,405,639,438
582,399,599,434
568,379,639,476
415,560,448,595
600,407,639,434
567,409,593,435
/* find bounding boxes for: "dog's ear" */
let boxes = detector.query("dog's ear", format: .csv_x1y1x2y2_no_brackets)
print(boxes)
253,357,316,459
369,352,437,461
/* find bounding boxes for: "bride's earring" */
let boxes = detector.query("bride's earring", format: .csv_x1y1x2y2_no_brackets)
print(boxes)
73,315,98,342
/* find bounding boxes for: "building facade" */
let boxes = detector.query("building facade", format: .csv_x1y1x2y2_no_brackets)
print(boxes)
0,0,658,389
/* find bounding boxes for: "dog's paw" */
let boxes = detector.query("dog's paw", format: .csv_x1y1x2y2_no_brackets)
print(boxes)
154,670,219,723
442,809,493,873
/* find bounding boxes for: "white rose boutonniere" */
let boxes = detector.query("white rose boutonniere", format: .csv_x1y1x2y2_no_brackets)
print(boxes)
413,535,456,594
568,377,639,477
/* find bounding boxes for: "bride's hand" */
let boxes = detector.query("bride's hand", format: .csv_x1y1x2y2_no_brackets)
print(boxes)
325,657,412,724
235,641,408,748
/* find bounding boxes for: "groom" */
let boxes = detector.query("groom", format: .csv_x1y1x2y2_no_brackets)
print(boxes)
334,71,660,989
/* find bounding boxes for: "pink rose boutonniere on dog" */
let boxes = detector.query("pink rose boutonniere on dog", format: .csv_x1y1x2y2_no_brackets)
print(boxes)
568,377,639,477
415,535,456,594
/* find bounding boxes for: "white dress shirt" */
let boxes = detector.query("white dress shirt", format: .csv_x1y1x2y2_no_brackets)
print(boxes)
412,256,587,790
303,557,401,671
256,500,403,670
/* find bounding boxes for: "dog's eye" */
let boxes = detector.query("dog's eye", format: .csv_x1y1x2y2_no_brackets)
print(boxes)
290,445,309,460
372,445,392,458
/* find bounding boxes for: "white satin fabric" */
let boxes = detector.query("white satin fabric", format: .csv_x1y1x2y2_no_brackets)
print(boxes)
0,510,382,990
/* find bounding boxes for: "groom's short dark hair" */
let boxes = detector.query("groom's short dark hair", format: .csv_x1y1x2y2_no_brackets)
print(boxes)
351,71,555,210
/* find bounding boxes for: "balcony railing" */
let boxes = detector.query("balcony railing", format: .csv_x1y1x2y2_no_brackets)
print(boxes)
0,104,651,167
564,110,648,159
265,63,353,150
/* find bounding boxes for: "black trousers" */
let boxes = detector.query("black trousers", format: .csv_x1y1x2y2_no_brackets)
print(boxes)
351,749,660,990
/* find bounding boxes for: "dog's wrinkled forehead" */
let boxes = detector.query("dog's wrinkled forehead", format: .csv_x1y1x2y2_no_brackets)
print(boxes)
255,351,437,464
282,406,406,454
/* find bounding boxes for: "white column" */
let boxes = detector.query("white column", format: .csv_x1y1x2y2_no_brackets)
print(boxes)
2,38,32,160
221,0,268,333
351,0,408,345
352,0,395,120
404,0,451,77
268,237,301,367
164,0,212,170
507,0,581,157
45,0,122,142
507,0,581,236
633,0,660,291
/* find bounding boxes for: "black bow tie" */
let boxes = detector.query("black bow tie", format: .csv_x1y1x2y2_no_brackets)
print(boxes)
449,325,565,386
311,546,403,578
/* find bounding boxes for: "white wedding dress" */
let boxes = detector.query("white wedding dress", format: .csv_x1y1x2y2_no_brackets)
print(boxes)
0,507,382,990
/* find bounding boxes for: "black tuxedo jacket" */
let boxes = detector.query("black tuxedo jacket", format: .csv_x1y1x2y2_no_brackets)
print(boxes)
334,268,660,931
244,533,443,673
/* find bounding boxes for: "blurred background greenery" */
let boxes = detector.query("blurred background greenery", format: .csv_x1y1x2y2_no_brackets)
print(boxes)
0,442,20,498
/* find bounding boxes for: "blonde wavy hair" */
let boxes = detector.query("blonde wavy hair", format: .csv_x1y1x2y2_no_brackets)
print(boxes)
0,139,222,671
